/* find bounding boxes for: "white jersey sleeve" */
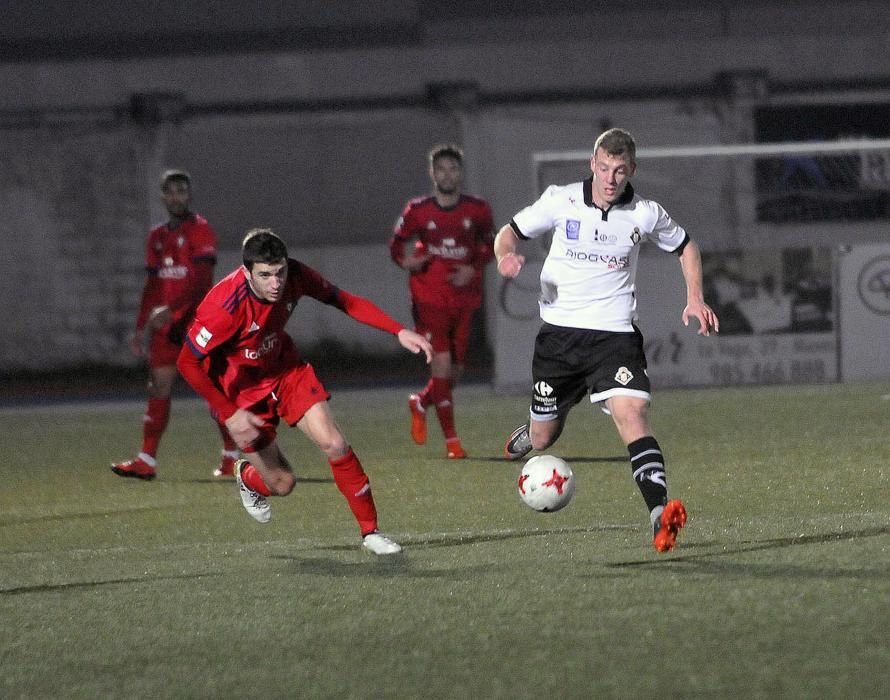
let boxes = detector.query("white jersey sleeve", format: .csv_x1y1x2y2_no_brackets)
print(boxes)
642,199,688,253
511,185,565,239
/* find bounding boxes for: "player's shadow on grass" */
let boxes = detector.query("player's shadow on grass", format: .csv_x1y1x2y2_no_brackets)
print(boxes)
606,525,890,579
0,572,217,596
476,455,626,464
270,554,454,579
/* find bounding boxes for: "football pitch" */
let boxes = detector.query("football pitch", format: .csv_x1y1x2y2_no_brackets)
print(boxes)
2,380,890,698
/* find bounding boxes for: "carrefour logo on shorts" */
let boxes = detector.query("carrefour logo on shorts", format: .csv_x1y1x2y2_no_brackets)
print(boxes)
565,219,581,240
196,326,213,348
534,381,553,396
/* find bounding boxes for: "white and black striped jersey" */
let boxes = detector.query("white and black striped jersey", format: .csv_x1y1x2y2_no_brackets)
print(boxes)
510,178,689,332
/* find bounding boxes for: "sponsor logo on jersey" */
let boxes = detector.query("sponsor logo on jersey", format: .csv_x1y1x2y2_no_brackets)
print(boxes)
593,229,618,244
426,241,470,260
158,264,188,279
564,248,629,269
565,219,581,240
196,326,213,348
614,366,634,385
244,332,279,360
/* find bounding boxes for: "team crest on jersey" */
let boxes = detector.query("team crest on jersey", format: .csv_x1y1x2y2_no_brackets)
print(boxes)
286,302,293,312
614,366,634,385
565,219,581,240
426,221,437,230
177,235,185,247
629,228,642,245
463,217,472,229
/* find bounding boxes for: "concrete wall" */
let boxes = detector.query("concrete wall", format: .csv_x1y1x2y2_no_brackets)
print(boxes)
2,2,890,373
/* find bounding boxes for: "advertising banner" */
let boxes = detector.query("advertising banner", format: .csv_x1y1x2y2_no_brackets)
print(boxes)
837,244,890,381
637,246,838,388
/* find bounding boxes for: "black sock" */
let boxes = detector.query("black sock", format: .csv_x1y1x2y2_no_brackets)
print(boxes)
628,436,668,513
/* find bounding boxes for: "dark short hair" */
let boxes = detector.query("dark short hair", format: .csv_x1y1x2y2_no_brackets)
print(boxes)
160,169,191,191
593,128,636,164
428,143,464,166
242,228,288,270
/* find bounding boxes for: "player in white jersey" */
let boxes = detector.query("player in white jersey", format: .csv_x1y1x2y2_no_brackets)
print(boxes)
495,128,719,552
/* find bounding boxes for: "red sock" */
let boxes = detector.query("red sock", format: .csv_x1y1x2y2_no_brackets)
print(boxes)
417,378,434,408
329,449,378,536
141,397,170,457
431,377,457,440
240,463,272,496
215,418,238,452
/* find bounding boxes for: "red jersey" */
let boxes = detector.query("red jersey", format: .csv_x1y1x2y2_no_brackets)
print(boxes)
136,213,217,329
179,259,403,420
389,194,494,308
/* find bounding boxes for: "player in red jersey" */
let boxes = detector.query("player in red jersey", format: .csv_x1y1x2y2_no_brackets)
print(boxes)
389,144,495,459
112,170,239,481
177,229,432,554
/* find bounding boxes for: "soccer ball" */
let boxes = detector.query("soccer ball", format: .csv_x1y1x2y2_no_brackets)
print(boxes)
517,455,575,512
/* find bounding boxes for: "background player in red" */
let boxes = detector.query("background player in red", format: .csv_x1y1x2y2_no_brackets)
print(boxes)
389,144,495,459
177,229,432,554
112,170,239,481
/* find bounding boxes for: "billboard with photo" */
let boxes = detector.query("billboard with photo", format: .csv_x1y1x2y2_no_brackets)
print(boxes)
635,246,838,388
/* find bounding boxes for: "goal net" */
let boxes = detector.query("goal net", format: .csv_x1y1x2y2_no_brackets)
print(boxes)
533,138,890,231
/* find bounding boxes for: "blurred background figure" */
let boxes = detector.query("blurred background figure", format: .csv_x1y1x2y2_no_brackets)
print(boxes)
389,144,494,459
111,170,239,481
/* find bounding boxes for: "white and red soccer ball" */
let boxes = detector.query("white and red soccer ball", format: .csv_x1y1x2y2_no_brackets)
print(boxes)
517,455,575,512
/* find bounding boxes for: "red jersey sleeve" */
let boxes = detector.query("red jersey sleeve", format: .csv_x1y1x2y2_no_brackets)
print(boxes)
474,201,495,268
177,345,238,421
178,289,242,420
389,199,421,266
135,228,163,330
333,289,404,335
297,261,404,335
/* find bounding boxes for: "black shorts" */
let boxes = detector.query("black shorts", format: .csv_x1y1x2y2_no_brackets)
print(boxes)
530,322,651,421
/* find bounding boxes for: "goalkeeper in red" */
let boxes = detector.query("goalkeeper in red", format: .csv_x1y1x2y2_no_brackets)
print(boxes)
177,229,432,554
389,144,494,459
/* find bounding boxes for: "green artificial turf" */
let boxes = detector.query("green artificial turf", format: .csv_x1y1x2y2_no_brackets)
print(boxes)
2,382,889,698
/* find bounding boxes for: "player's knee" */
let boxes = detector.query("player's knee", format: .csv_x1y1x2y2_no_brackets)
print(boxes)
318,435,349,459
269,471,296,496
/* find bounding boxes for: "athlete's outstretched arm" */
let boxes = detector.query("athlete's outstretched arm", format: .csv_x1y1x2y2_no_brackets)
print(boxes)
678,239,719,336
332,289,432,362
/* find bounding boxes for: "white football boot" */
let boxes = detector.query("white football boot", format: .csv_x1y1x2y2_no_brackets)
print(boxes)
362,531,402,555
234,459,272,523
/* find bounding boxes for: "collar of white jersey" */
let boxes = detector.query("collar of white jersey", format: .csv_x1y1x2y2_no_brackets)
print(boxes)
583,178,635,212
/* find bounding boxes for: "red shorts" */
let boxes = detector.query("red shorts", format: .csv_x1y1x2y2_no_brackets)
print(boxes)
412,302,477,364
241,362,331,452
147,327,182,368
